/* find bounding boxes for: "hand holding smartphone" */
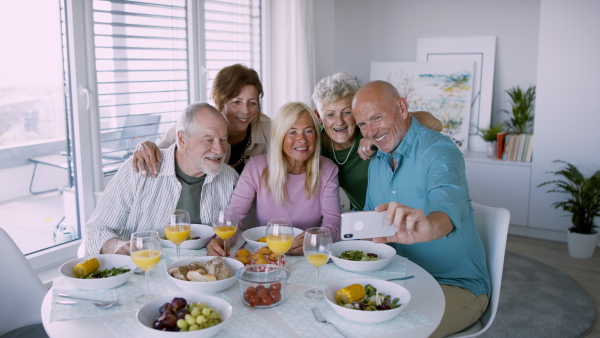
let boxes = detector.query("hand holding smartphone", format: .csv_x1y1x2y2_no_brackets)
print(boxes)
340,211,395,240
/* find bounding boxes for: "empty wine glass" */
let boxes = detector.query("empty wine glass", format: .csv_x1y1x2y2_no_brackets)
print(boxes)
266,219,294,266
164,209,190,261
130,231,161,303
303,227,332,299
212,207,238,257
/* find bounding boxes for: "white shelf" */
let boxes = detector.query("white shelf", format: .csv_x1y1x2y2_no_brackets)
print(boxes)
464,151,532,167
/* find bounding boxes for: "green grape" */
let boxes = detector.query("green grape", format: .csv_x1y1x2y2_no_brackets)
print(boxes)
176,319,189,330
190,307,201,317
195,315,207,325
179,328,188,332
185,314,195,326
189,324,200,331
202,307,211,317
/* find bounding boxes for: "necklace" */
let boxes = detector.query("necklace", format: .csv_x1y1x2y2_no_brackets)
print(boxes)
331,135,357,165
231,133,252,168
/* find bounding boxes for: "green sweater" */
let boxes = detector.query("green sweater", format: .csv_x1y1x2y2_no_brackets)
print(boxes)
320,131,370,211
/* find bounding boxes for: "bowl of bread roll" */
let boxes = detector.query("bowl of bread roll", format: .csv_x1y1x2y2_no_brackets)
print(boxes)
166,256,244,293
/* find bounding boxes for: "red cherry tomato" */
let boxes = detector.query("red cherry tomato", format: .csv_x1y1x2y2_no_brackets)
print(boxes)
243,290,254,302
249,295,261,307
256,285,266,292
269,290,282,303
257,289,270,298
260,295,273,306
246,286,257,295
270,283,282,291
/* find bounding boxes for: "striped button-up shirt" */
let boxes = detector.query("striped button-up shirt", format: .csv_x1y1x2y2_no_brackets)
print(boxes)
86,143,239,255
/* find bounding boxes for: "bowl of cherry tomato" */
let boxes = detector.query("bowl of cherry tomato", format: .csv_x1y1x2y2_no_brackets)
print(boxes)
235,264,290,308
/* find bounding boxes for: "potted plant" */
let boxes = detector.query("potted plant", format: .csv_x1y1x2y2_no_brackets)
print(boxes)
476,124,504,158
538,160,600,259
500,85,536,134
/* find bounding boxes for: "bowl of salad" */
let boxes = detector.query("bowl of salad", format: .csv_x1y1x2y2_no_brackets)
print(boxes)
59,254,136,290
158,224,215,250
330,240,396,272
324,278,411,324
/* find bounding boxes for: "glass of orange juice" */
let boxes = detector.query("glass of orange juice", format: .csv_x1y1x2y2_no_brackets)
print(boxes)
303,227,332,299
266,219,294,266
212,207,238,257
130,231,161,303
165,209,191,262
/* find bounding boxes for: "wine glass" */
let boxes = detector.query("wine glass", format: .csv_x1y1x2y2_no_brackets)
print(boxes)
212,207,238,257
266,219,294,266
303,227,332,299
130,231,162,303
164,209,191,261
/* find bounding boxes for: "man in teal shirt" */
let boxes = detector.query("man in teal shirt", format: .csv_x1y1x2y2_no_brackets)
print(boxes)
353,81,490,338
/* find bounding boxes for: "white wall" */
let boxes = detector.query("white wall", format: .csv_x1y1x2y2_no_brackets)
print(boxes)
314,0,540,126
528,0,600,237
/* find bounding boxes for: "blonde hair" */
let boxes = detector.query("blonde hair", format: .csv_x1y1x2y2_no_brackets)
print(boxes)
262,102,322,205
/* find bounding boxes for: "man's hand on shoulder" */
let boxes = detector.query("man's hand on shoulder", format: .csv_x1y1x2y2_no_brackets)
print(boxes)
372,202,453,244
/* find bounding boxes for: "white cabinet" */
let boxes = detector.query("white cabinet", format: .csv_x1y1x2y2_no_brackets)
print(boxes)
464,153,532,226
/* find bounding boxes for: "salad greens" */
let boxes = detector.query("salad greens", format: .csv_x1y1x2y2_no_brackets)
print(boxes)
339,250,380,261
338,284,401,311
80,266,131,279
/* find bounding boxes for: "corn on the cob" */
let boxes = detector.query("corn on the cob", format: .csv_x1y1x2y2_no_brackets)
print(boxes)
336,284,366,304
73,257,100,278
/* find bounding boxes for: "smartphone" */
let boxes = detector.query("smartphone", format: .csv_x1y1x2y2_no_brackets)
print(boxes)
340,211,395,240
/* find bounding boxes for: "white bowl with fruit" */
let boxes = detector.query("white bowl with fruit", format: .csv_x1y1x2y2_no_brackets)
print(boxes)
324,278,411,324
157,224,215,250
330,240,396,272
242,225,304,251
59,254,136,290
136,294,232,337
166,256,244,293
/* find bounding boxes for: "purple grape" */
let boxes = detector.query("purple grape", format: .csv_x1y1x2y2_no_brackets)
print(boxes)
171,297,187,311
159,302,173,315
176,309,190,320
152,319,166,330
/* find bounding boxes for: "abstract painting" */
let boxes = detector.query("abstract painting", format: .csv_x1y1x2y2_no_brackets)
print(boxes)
416,36,497,153
370,61,474,152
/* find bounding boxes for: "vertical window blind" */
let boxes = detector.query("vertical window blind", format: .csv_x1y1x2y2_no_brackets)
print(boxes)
92,0,261,173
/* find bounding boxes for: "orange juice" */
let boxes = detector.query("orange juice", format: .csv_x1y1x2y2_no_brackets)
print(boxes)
214,225,236,240
266,234,293,255
131,249,161,271
306,253,329,267
164,225,191,245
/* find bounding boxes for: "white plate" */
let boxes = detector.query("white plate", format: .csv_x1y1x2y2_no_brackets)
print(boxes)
137,294,232,337
166,256,244,293
324,278,411,324
242,226,303,251
59,254,136,290
330,240,396,272
158,224,215,250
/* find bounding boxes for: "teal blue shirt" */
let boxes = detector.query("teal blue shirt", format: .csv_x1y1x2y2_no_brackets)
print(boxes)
365,117,491,297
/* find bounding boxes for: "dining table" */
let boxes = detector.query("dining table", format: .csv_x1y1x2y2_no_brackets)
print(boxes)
41,237,444,337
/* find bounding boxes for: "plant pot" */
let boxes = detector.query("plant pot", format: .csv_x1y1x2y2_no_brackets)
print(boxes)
486,141,497,158
567,230,598,259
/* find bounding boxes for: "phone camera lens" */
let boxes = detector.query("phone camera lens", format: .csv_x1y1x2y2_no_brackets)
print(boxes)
343,234,353,239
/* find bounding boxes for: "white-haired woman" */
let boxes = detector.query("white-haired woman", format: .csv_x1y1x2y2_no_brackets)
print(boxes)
312,71,442,211
207,102,341,256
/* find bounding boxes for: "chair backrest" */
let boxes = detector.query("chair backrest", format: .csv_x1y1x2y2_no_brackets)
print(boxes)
0,228,48,335
472,202,511,335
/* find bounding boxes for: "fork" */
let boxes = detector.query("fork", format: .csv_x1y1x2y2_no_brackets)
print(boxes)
311,307,350,338
58,294,120,307
54,299,119,309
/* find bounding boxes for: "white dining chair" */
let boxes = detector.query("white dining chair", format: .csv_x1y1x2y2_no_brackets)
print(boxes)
0,227,49,337
448,202,511,337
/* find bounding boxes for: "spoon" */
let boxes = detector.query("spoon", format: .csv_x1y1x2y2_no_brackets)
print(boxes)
54,299,120,309
386,275,414,281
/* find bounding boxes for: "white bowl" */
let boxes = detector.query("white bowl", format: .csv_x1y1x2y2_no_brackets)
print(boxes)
136,294,232,337
242,226,304,251
59,254,136,290
166,256,244,293
330,240,396,272
324,278,411,324
158,224,215,250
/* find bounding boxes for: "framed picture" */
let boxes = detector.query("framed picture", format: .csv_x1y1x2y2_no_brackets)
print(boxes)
370,61,474,152
416,36,497,153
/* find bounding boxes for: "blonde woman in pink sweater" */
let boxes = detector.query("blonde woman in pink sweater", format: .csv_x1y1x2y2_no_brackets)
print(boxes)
207,102,341,256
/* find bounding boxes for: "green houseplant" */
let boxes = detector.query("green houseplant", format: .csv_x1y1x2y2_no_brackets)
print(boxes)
538,160,600,258
475,123,504,158
500,85,536,134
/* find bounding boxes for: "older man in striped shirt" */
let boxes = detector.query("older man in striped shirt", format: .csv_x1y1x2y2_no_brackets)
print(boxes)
86,102,239,255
